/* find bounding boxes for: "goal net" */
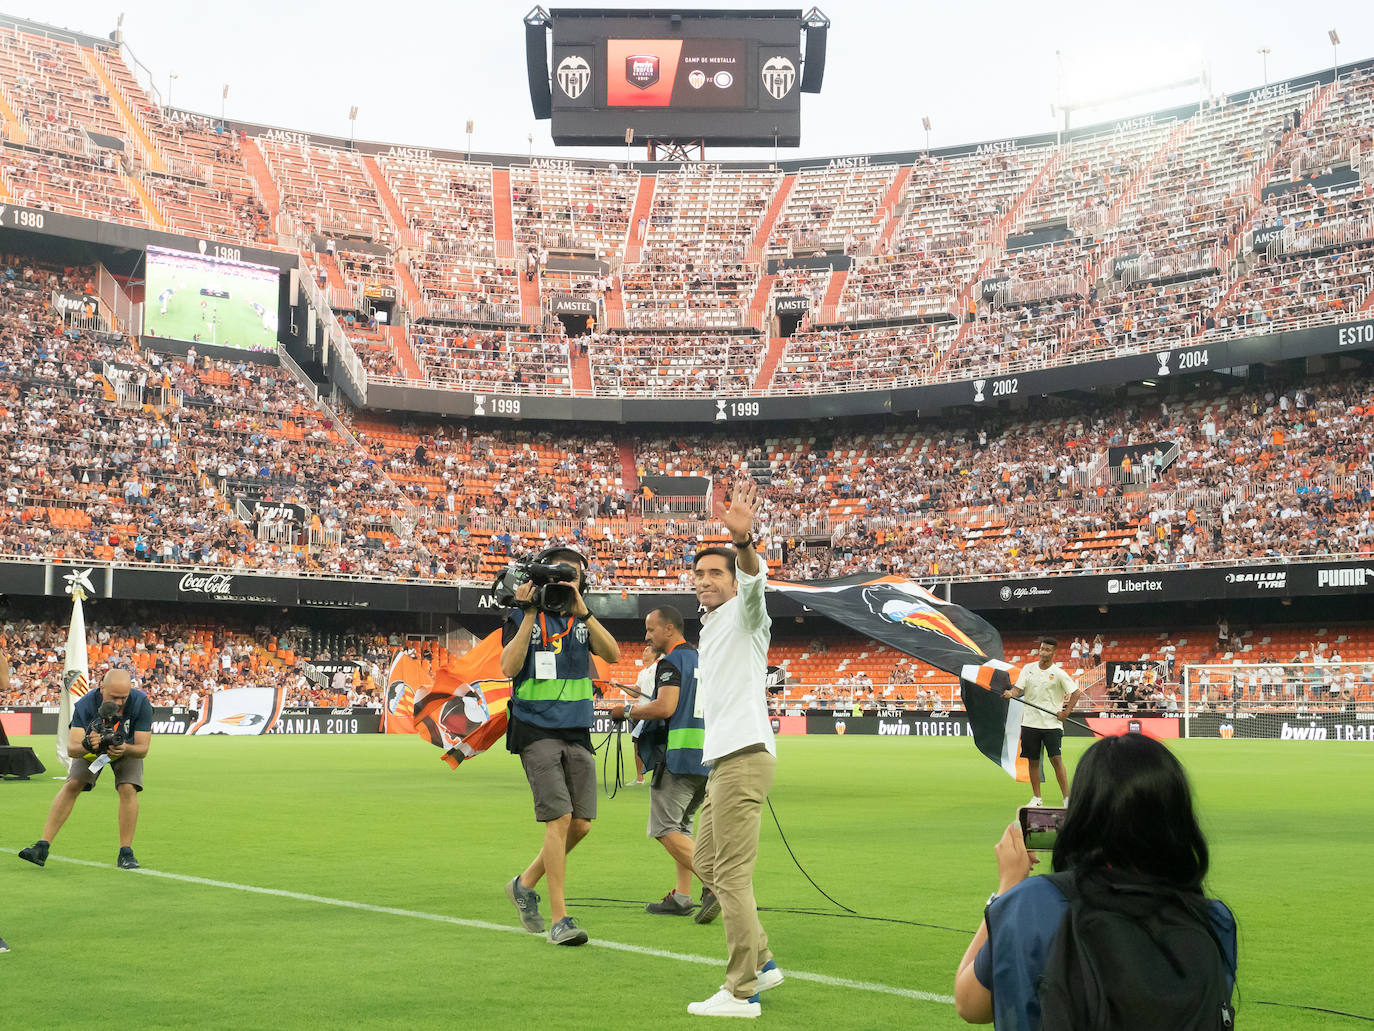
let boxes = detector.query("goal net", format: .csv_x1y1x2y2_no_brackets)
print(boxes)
1181,662,1374,740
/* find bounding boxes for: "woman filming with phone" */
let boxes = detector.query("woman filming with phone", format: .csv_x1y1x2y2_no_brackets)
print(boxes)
953,733,1238,1031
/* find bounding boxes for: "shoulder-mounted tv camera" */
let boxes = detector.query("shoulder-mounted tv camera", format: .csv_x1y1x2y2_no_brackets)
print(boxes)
490,546,589,616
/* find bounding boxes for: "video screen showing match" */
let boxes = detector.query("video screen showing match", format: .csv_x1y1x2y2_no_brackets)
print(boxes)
142,245,281,352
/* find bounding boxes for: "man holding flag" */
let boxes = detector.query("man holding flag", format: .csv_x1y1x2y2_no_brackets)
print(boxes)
1007,637,1081,807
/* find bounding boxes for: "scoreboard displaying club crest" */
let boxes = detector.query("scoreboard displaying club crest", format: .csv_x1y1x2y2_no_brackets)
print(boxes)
542,8,809,147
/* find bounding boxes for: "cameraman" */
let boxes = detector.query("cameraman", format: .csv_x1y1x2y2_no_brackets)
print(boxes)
499,546,620,947
18,669,152,870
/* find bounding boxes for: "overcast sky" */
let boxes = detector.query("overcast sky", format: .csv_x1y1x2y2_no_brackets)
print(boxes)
29,0,1368,161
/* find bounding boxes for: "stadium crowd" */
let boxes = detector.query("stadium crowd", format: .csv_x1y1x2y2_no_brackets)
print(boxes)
3,252,1373,591
0,604,393,710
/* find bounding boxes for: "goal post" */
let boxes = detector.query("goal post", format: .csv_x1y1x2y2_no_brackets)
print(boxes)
1181,662,1374,740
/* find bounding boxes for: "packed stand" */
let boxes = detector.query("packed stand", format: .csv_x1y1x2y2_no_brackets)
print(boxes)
770,323,958,391
0,604,395,709
411,326,571,392
0,257,437,580
586,331,764,395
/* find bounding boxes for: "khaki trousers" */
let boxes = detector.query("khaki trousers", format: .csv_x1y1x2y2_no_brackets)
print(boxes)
694,748,776,999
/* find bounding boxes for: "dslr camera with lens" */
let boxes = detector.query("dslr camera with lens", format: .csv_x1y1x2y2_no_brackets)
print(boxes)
490,546,588,616
87,700,127,754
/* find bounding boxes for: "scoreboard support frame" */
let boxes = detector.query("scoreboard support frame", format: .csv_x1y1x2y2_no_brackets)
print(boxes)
647,138,707,161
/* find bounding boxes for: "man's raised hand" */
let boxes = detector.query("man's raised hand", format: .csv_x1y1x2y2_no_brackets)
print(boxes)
718,475,760,545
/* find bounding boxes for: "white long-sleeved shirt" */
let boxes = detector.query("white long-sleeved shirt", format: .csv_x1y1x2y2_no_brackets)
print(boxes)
697,560,775,764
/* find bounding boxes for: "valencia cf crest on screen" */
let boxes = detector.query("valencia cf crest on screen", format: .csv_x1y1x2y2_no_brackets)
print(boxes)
557,55,591,99
626,54,660,89
761,55,796,100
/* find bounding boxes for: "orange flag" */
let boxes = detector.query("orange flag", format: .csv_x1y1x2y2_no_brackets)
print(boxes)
411,632,615,770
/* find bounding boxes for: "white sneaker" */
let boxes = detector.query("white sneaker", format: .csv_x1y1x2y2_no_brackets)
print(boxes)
1029,796,1043,807
756,961,784,992
687,988,761,1018
1062,796,1069,807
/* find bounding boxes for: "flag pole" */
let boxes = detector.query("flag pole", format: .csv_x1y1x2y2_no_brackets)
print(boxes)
963,677,1100,737
56,586,90,774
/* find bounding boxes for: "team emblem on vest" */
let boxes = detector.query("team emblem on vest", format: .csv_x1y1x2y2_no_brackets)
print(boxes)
574,622,589,644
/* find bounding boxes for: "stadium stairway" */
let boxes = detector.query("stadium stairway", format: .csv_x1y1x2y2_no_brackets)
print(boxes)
872,165,913,252
360,155,417,250
516,260,541,321
1208,82,1337,281
618,442,639,491
387,324,424,380
748,173,795,262
943,147,1064,332
603,276,627,329
491,168,516,257
747,272,776,326
752,337,787,392
623,176,657,264
240,138,283,234
121,172,166,230
319,252,350,302
570,345,593,395
396,260,425,317
1187,84,1333,317
816,266,848,321
0,88,27,146
82,50,166,175
1102,119,1196,231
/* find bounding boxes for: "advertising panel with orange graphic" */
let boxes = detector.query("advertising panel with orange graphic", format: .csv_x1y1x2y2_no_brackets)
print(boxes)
605,38,748,109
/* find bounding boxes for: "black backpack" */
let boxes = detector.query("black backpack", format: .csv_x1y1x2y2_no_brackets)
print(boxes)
1036,870,1236,1031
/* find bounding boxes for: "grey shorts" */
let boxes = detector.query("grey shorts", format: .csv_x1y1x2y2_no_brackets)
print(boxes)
68,755,144,793
519,737,597,823
647,769,707,839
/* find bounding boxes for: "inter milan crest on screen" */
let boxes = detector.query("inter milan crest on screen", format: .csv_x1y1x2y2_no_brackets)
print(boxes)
761,55,796,100
557,55,591,99
626,54,660,89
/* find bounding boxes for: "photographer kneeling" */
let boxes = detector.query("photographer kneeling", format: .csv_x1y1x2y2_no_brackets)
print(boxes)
498,547,620,946
18,669,153,870
954,733,1237,1030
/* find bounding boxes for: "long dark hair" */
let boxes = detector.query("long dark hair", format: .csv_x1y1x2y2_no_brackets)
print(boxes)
1052,733,1209,892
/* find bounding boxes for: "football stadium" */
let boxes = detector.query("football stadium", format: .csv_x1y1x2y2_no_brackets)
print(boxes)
2,5,1373,1028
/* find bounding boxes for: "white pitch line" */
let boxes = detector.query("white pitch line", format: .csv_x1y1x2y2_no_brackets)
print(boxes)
2,849,954,1005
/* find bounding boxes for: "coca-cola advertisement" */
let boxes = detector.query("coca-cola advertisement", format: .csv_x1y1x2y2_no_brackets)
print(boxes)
112,567,289,606
174,571,282,605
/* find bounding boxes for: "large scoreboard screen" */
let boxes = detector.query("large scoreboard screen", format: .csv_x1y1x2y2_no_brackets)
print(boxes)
550,9,803,147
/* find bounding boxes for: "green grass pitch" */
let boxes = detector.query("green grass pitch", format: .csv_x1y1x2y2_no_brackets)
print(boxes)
142,262,278,351
3,735,1370,1030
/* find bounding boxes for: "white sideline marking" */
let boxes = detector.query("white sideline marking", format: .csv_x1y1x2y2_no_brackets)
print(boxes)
2,849,954,1005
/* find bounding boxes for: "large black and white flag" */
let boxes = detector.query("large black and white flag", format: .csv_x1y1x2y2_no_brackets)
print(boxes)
768,574,1027,778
